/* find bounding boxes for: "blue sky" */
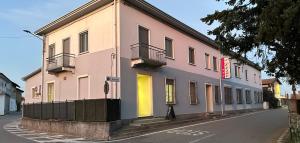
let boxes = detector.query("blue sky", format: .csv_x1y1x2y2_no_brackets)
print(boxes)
0,0,292,94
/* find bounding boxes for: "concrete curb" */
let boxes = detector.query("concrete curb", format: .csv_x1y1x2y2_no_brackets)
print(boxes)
277,129,289,143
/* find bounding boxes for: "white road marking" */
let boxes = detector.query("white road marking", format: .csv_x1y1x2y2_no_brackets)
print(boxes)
189,134,216,143
101,110,268,142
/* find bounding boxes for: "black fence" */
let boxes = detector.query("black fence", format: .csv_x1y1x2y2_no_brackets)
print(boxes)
23,99,120,122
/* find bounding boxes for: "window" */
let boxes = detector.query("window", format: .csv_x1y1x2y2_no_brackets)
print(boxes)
254,74,257,83
213,56,218,71
215,86,221,104
224,87,233,104
235,66,241,78
79,31,88,53
189,47,195,65
32,87,38,98
236,89,243,104
189,82,198,105
166,79,175,104
254,91,260,104
205,53,210,69
47,83,54,102
165,37,173,58
245,70,248,81
48,44,55,60
246,90,252,104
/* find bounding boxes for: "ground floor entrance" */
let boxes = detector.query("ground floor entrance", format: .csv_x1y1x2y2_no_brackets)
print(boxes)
137,74,153,117
206,84,214,113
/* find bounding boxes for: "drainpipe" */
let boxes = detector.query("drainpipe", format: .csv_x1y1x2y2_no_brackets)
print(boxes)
219,51,224,115
114,0,118,99
41,35,46,103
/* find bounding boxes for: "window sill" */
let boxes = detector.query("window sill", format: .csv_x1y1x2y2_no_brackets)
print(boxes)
166,56,175,60
79,51,89,55
189,63,196,66
205,68,211,70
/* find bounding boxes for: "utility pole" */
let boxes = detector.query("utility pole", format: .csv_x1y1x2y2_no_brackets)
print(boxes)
23,30,45,103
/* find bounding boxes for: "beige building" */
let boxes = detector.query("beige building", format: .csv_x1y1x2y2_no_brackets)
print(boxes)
23,0,263,120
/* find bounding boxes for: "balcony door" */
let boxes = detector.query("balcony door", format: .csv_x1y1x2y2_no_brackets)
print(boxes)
138,26,149,59
63,38,70,67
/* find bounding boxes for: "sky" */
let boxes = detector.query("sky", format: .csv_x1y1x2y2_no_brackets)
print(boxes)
0,0,292,94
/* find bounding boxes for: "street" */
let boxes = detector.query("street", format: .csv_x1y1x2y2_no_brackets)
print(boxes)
0,112,32,143
111,109,288,143
0,109,288,143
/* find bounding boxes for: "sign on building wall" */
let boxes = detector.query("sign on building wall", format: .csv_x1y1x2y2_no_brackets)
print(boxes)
221,58,231,79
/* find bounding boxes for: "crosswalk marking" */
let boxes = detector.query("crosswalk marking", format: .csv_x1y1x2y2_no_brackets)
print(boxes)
165,129,211,136
3,121,99,143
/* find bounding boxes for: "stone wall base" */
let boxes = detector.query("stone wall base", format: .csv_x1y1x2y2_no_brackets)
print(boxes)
21,118,122,140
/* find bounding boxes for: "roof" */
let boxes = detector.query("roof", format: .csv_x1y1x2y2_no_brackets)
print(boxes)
22,68,41,81
0,73,20,87
262,78,282,85
35,0,261,71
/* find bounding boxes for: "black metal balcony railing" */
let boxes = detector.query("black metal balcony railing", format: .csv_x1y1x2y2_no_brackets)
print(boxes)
47,53,75,73
131,43,166,67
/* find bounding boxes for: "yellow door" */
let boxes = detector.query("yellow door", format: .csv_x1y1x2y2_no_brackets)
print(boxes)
137,74,153,117
47,83,54,102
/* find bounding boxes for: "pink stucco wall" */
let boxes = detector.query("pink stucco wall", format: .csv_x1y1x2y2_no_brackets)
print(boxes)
24,71,42,103
38,3,119,103
120,3,220,80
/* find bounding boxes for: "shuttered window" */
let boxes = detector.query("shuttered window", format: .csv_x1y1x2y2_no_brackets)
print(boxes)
213,56,218,71
189,82,198,105
224,87,233,104
246,90,252,104
165,38,173,58
79,31,88,53
215,86,221,104
236,89,243,104
189,47,195,64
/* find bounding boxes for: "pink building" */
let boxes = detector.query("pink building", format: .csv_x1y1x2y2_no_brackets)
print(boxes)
23,0,263,120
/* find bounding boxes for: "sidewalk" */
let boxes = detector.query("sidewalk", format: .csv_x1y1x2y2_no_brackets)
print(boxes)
111,108,265,140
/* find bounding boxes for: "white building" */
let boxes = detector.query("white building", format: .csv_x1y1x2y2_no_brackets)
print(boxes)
0,73,23,115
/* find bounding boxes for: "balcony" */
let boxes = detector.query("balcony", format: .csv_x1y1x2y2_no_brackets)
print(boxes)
47,53,75,74
131,43,166,68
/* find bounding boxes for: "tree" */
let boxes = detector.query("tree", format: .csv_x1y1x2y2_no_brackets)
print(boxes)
201,0,300,85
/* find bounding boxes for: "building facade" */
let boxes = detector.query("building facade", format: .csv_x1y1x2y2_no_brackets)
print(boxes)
0,73,23,115
23,0,263,120
262,78,284,105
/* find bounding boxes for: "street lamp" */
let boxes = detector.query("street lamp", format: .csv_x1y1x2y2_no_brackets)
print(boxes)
23,30,45,103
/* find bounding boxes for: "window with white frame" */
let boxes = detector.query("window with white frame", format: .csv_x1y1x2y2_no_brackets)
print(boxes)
189,47,195,65
165,37,173,58
246,90,252,104
166,78,176,104
236,88,243,104
235,66,241,78
205,53,210,69
189,81,198,105
213,56,218,71
79,31,88,53
215,85,221,104
245,70,248,81
224,87,233,104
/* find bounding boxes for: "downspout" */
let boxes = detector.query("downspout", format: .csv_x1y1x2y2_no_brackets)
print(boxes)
114,0,118,99
41,35,46,103
219,50,224,115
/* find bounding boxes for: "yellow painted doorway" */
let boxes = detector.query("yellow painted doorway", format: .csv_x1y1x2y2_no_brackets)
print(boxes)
137,74,153,117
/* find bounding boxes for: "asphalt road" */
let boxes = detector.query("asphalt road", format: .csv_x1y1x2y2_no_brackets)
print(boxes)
0,112,33,143
111,109,288,143
0,109,288,143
